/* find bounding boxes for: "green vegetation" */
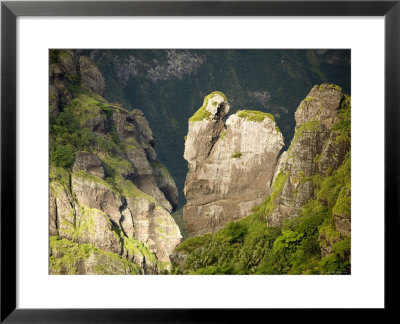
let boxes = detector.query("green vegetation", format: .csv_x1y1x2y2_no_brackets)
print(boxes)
50,144,76,169
50,50,61,64
151,161,174,180
49,236,140,275
99,103,114,119
220,130,226,140
236,110,275,123
50,49,72,65
304,96,315,103
291,171,304,184
253,171,289,218
50,165,71,192
102,155,135,179
189,106,211,122
73,170,118,194
50,93,123,167
291,120,321,146
332,184,351,216
189,91,227,122
122,237,158,265
319,238,350,274
108,174,157,203
332,94,351,144
230,152,242,159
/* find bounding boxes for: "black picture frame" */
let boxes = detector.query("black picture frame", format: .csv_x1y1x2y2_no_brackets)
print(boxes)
1,0,398,322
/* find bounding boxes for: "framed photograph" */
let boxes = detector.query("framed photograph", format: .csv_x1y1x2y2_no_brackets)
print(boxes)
1,0,398,321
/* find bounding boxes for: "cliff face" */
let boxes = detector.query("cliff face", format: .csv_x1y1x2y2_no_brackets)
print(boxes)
268,84,350,227
266,84,351,257
49,50,181,274
183,92,284,236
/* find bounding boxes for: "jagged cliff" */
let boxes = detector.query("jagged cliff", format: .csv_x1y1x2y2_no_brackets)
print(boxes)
173,84,351,274
268,84,350,227
264,84,351,257
49,50,181,274
183,92,284,236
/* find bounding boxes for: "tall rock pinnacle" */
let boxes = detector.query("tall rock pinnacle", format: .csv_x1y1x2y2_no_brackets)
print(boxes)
183,92,284,236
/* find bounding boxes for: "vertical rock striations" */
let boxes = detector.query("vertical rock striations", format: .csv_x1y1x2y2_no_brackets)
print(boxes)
183,92,284,236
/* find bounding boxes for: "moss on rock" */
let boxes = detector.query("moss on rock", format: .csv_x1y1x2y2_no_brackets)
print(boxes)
49,236,140,275
189,91,227,122
236,109,275,123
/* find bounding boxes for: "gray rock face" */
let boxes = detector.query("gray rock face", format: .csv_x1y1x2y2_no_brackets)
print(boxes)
49,108,182,270
59,50,77,76
49,181,76,240
125,196,181,263
110,107,177,212
50,167,182,270
79,56,105,96
183,92,284,236
74,206,122,254
267,84,349,227
71,174,122,224
73,152,105,179
49,237,139,275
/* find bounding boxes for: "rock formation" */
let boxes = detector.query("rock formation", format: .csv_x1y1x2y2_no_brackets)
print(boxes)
72,152,105,179
49,50,181,274
78,56,105,96
267,84,350,227
49,50,76,117
183,92,284,236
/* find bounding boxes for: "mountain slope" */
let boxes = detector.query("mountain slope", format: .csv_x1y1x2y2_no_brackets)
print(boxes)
49,50,181,274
